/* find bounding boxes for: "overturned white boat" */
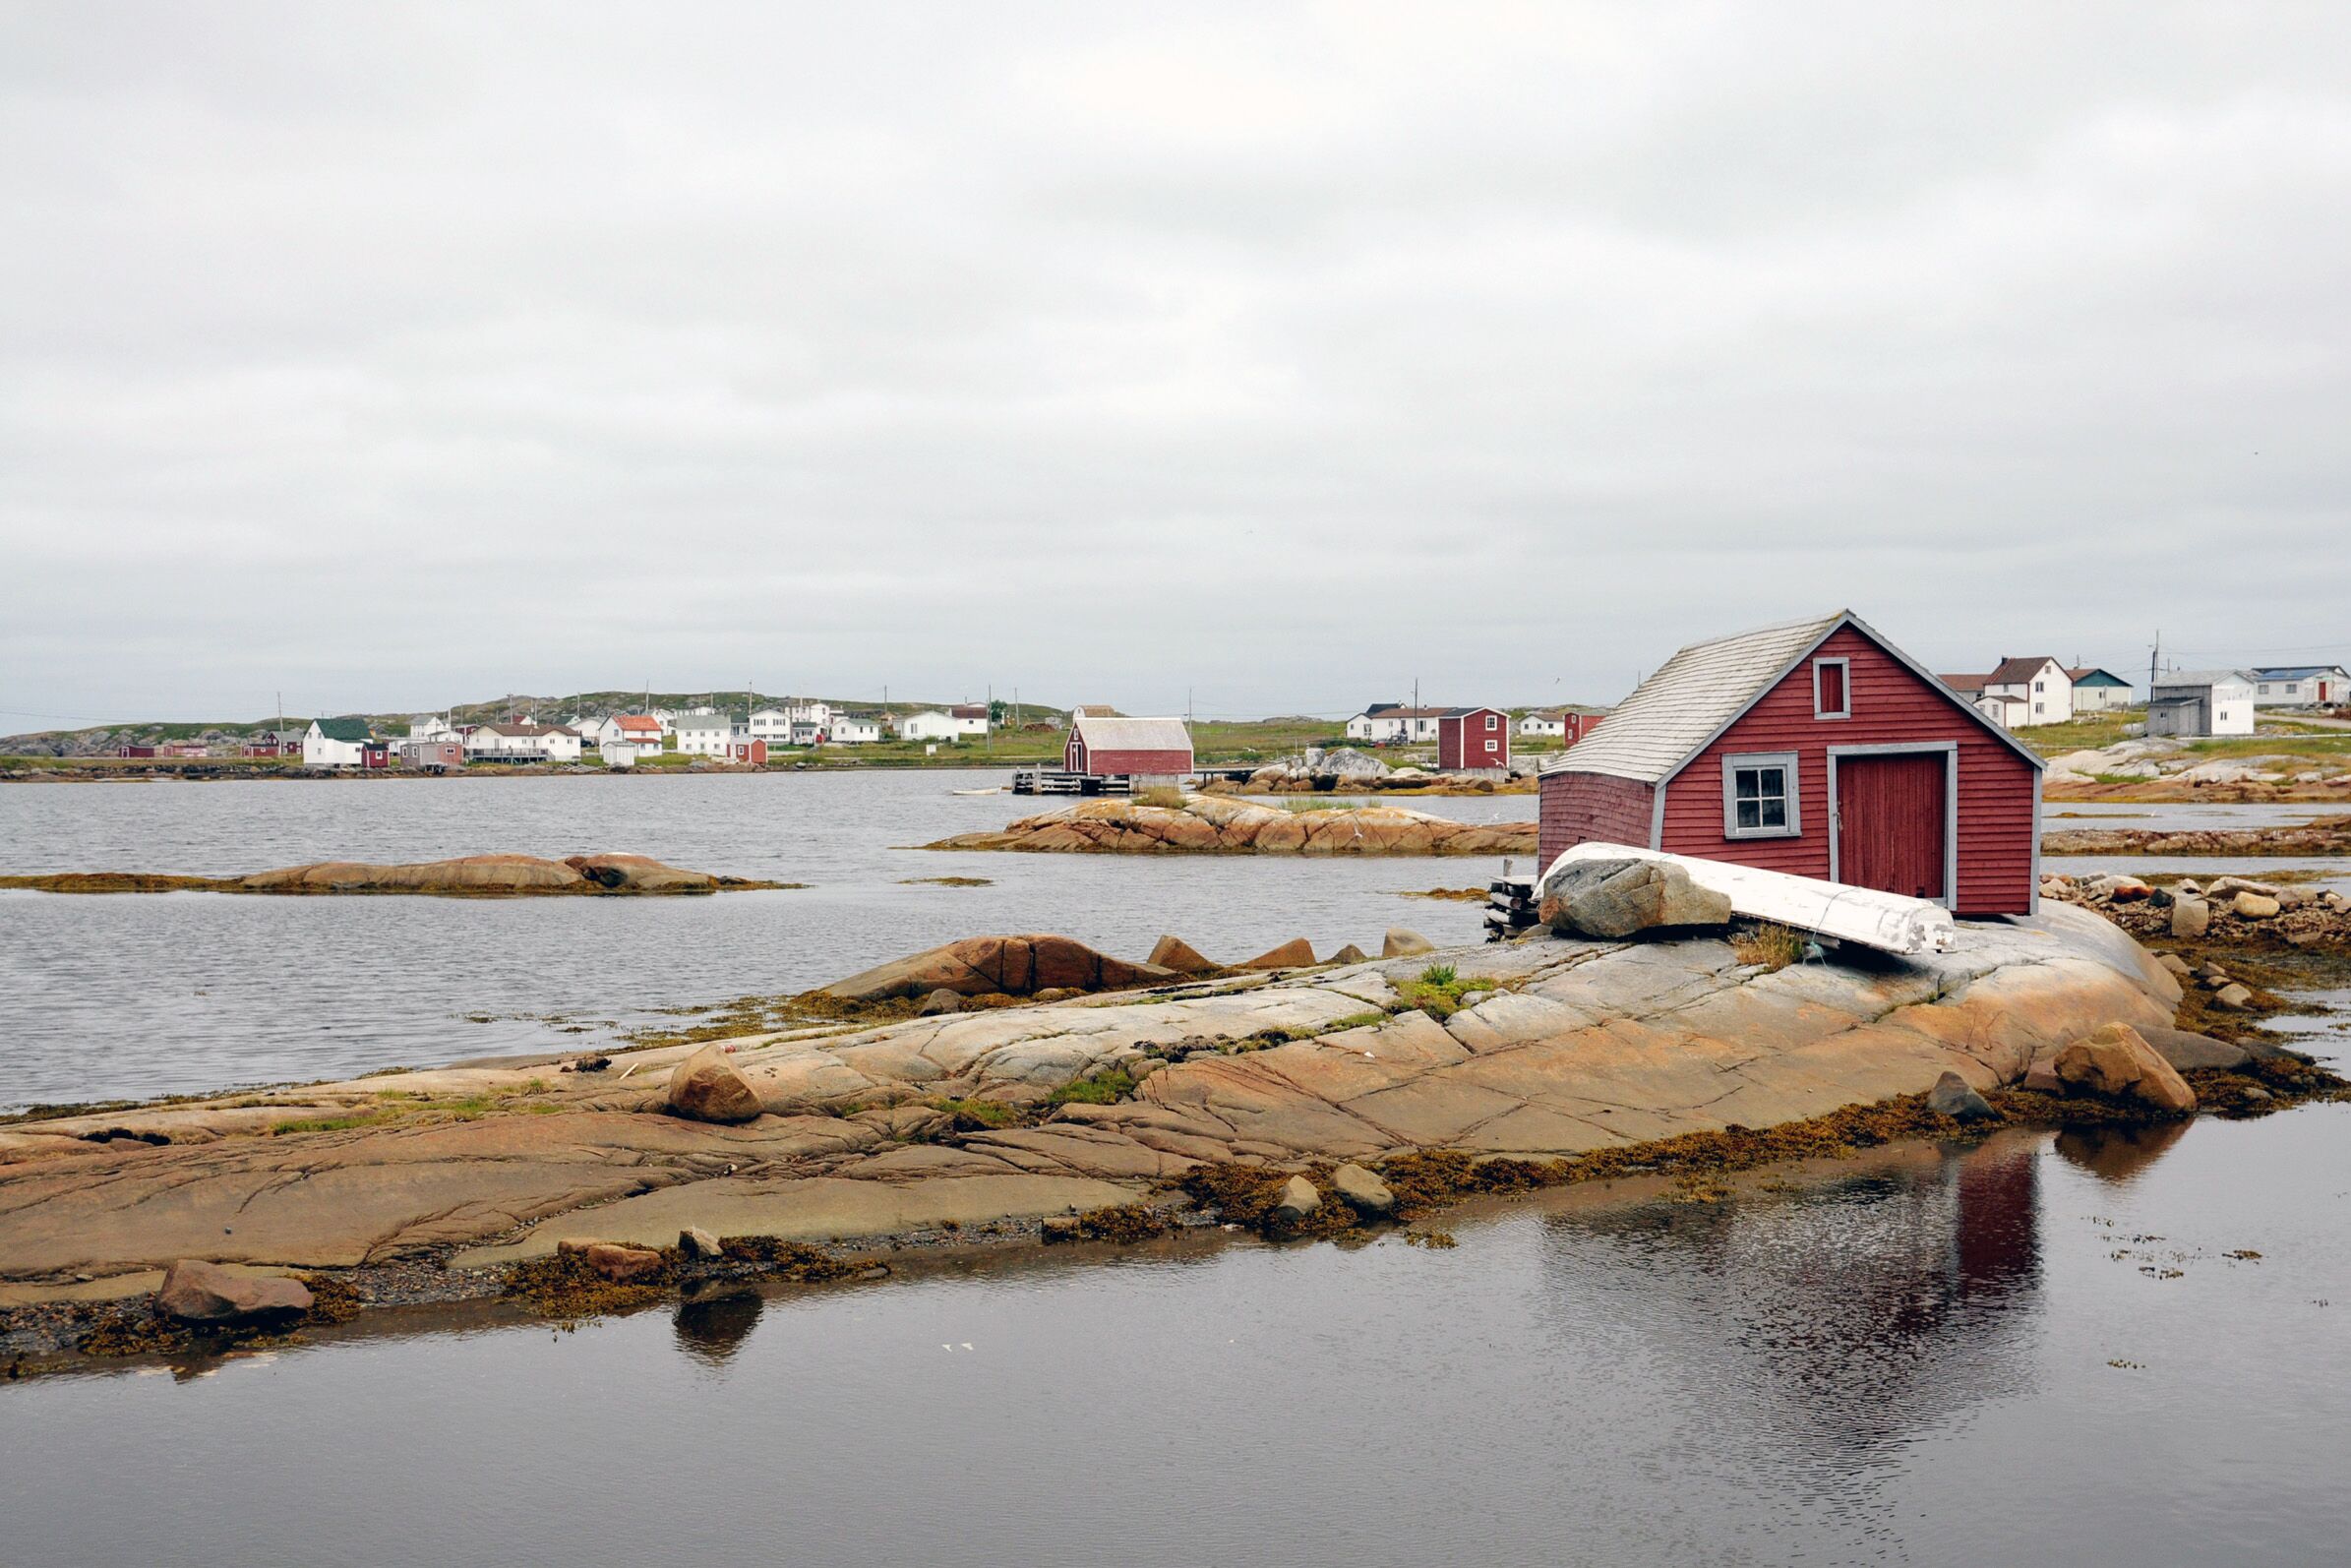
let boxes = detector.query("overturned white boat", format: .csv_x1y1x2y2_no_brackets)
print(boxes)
1541,841,1960,957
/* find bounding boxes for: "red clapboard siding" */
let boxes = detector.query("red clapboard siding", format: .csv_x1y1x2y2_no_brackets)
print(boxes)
1438,709,1510,771
1538,771,1656,868
1657,623,2036,914
1083,748,1193,775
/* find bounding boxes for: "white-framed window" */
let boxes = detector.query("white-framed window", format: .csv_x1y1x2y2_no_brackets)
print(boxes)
1484,712,1498,730
1722,752,1800,839
2259,684,2271,694
2033,679,2045,693
1813,657,1850,720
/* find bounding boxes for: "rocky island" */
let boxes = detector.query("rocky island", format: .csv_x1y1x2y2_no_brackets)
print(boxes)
6,883,2337,1373
0,853,792,896
926,794,1537,855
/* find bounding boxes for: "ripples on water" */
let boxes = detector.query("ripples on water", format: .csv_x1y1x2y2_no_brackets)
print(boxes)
5,1112,2347,1567
0,773,1534,1108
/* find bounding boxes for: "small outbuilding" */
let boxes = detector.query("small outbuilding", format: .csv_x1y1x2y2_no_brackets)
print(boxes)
1065,715,1193,783
1436,706,1510,772
2067,667,2135,712
1537,611,2045,915
2146,670,2256,738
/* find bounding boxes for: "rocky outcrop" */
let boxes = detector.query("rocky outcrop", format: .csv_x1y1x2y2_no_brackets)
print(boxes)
665,1046,765,1124
3,853,758,896
822,935,1177,1001
0,905,2192,1301
1538,857,1733,938
2042,817,2351,859
925,796,1537,856
1240,937,1316,970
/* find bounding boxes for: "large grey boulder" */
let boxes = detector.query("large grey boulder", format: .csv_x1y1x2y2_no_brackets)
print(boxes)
157,1258,313,1324
2170,897,2210,938
1539,858,1732,939
1310,748,1390,780
1273,1175,1321,1223
1926,1071,1997,1122
1330,1163,1395,1215
1382,928,1434,958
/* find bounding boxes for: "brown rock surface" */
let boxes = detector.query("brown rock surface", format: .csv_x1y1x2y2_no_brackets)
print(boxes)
1147,935,1222,975
240,855,589,893
824,935,1176,1001
1240,937,1317,970
1382,928,1435,958
157,1257,314,1322
665,1046,765,1123
925,797,1537,856
2054,1023,2197,1115
564,854,719,892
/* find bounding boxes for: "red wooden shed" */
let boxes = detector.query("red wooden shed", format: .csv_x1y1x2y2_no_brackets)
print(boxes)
1437,707,1510,771
1065,716,1194,781
1537,611,2044,915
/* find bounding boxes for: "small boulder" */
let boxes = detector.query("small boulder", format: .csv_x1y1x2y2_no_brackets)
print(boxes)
664,1045,764,1124
2020,1060,2064,1095
1381,928,1435,958
583,1242,666,1283
1326,943,1371,966
2155,954,2193,979
2212,983,2255,1011
2139,1027,2251,1072
1926,1070,1998,1122
1147,935,1221,975
1241,937,1316,970
156,1258,314,1324
2171,897,2210,938
2054,1023,2197,1115
679,1227,723,1260
1330,1163,1394,1215
1539,858,1731,939
1040,1216,1082,1243
2233,892,2281,919
917,989,963,1015
1272,1175,1321,1223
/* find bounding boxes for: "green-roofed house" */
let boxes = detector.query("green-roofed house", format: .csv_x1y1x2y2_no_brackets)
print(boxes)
2066,667,2135,713
303,717,387,769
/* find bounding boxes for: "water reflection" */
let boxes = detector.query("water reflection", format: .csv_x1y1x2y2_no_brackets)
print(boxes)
1538,1138,2046,1476
672,1286,764,1366
2053,1119,2193,1182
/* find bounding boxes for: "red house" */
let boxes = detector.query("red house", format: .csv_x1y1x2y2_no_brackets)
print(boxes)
1437,707,1510,772
728,739,768,765
1066,716,1193,781
1537,611,2044,916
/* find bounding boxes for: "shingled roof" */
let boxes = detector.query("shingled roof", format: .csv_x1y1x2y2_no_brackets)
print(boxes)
1072,715,1192,753
1542,611,2043,785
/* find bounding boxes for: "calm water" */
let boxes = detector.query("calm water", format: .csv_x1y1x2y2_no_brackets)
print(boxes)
4,1106,2348,1567
0,774,1533,1109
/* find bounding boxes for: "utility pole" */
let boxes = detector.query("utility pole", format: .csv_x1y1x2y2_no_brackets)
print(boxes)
2148,633,2160,698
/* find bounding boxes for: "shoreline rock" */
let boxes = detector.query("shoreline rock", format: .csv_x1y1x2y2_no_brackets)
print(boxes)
925,795,1536,856
6,903,2340,1365
0,853,790,897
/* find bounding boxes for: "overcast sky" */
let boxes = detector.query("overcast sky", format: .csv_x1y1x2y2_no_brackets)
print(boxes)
4,2,2348,726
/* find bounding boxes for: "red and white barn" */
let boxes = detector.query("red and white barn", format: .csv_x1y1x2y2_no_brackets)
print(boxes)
1436,706,1510,772
1537,611,2044,915
1065,716,1194,783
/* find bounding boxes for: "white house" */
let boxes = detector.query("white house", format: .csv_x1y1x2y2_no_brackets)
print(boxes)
2146,670,2257,738
465,722,583,763
586,714,664,752
406,714,459,744
673,713,739,756
302,717,374,768
748,708,795,745
790,720,823,746
1517,711,1567,739
896,710,962,742
1345,703,1445,743
947,703,991,738
2251,666,2351,708
1970,692,2027,730
830,714,882,744
1942,658,2072,727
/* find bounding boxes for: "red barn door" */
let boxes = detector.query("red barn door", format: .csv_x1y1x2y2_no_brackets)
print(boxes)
1835,752,1948,902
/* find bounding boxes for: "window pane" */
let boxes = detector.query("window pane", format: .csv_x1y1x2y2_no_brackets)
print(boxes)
1736,800,1761,829
1759,798,1785,828
1735,771,1760,800
1758,766,1785,798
